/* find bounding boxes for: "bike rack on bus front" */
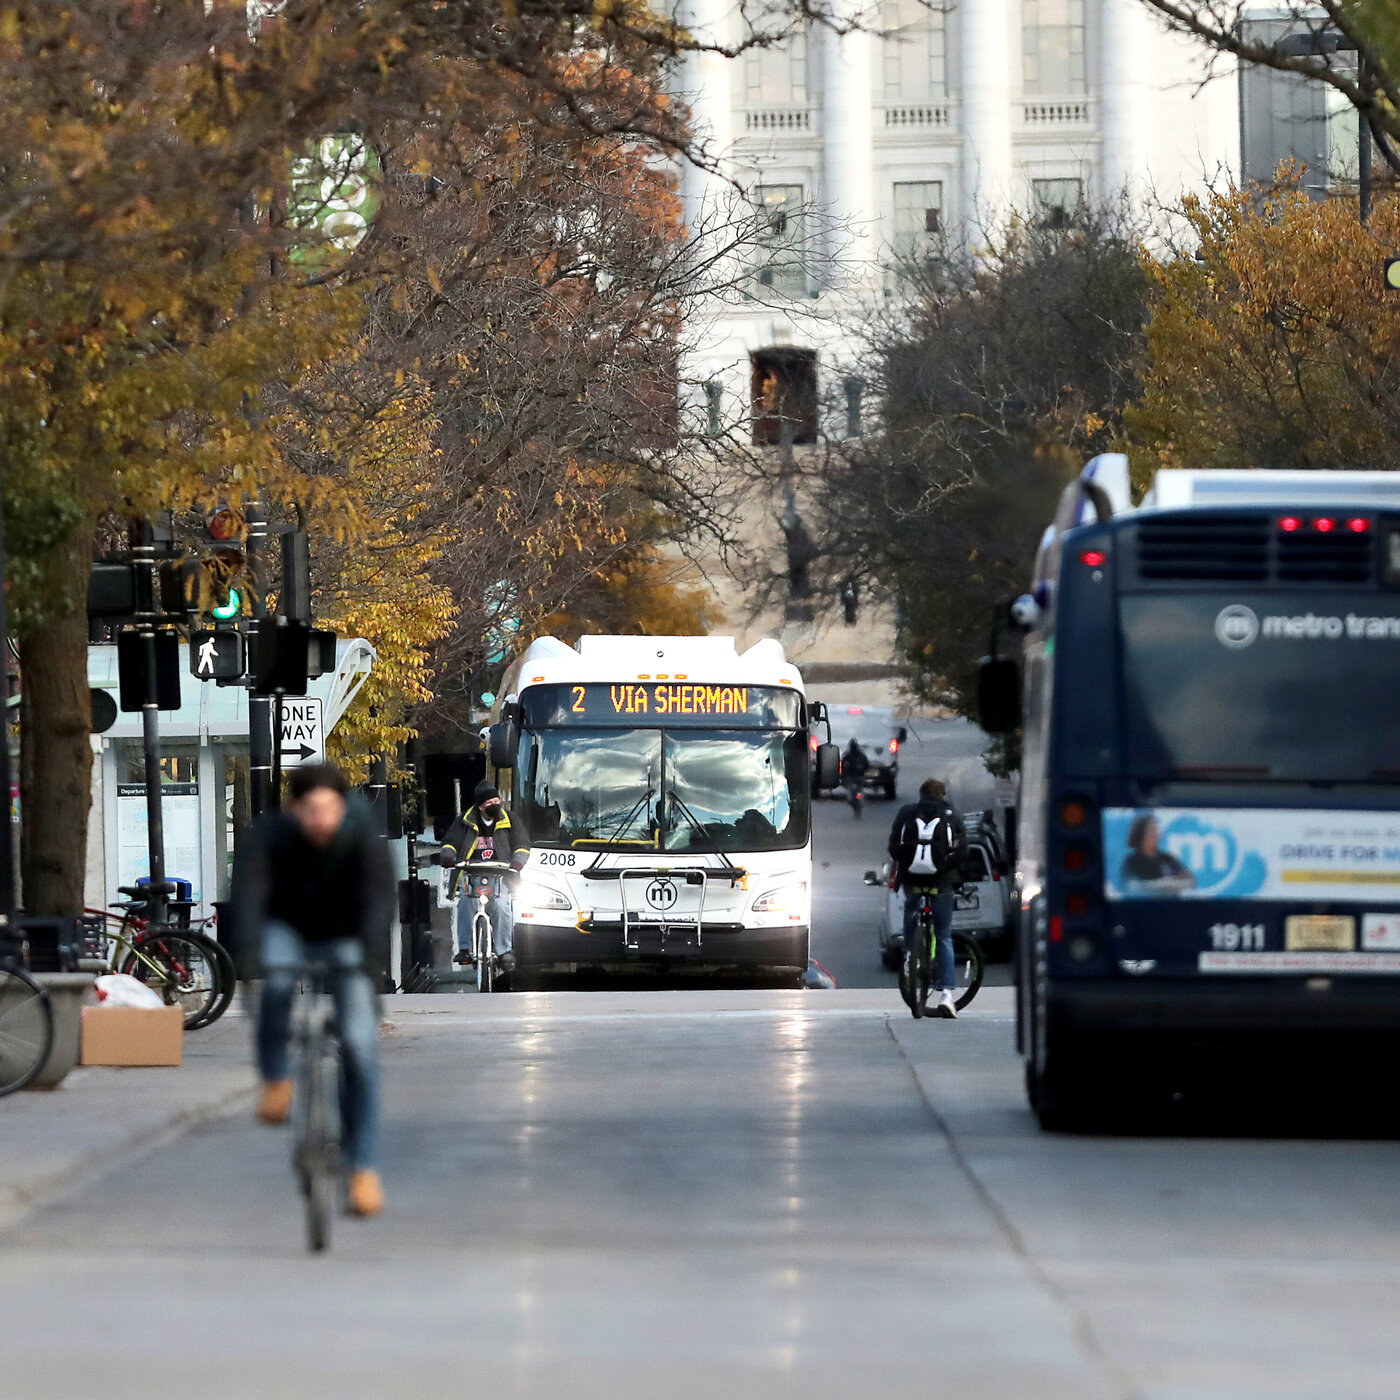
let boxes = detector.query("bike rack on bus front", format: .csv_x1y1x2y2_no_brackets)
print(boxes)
580,865,747,951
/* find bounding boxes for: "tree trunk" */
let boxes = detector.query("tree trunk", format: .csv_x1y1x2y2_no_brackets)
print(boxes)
19,525,94,916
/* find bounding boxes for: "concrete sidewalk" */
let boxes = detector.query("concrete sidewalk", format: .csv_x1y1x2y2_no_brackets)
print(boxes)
0,1004,257,1227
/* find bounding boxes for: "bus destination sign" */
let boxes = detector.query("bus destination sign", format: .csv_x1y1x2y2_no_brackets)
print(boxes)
520,682,802,729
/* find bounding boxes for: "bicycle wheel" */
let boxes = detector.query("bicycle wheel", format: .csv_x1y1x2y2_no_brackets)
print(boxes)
296,1041,337,1253
0,966,55,1096
196,935,238,1029
120,931,221,1029
950,933,985,1011
475,914,494,993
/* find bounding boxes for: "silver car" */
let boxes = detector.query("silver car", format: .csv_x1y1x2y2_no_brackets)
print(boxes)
868,836,1012,969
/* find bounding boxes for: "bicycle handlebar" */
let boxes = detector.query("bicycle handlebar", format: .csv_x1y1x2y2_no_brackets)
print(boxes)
453,860,515,873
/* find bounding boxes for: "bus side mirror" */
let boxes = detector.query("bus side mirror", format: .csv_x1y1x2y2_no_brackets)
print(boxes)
815,742,841,789
977,657,1022,734
488,719,519,769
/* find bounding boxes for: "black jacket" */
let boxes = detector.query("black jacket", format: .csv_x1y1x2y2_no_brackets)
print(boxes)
440,805,528,893
887,798,967,888
232,799,395,946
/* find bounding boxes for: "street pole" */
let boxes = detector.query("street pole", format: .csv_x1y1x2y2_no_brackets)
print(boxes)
0,461,16,932
139,628,169,929
246,501,274,815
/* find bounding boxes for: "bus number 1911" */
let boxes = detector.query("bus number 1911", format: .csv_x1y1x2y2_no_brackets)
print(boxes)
1208,922,1265,951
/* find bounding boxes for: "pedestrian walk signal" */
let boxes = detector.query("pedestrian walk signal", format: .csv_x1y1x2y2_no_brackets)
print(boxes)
189,630,245,682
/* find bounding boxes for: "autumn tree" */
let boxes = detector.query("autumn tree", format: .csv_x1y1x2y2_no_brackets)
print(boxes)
0,0,806,912
788,213,1150,713
1127,182,1400,478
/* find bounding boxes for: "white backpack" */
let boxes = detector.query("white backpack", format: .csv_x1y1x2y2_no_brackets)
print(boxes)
906,815,950,876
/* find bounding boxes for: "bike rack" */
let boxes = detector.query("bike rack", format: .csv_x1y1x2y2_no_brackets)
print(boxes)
581,864,747,951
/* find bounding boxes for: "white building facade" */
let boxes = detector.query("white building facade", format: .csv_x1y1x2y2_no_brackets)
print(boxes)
675,0,1240,433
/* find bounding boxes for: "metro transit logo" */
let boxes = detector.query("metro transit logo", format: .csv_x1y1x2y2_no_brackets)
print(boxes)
1214,605,1259,649
1158,813,1267,897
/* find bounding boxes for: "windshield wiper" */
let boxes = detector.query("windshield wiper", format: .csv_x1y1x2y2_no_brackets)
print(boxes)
589,774,655,847
662,789,711,844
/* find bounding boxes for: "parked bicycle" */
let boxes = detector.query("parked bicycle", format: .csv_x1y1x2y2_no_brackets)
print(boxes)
451,859,514,993
900,886,984,1019
84,885,235,1029
291,958,345,1253
0,936,54,1097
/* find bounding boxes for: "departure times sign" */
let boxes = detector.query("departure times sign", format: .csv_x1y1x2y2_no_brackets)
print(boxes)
520,682,802,729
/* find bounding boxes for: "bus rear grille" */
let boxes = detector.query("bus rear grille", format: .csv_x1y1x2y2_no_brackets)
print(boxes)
1277,531,1373,582
1136,516,1270,580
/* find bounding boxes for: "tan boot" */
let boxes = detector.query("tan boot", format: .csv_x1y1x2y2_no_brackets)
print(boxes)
257,1079,294,1125
347,1169,384,1217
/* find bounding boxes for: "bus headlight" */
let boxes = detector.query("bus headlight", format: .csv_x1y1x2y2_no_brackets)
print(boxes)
515,880,572,912
751,882,808,914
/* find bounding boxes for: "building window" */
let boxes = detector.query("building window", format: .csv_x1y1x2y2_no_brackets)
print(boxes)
880,0,947,102
1023,0,1086,96
891,180,944,266
704,380,724,437
751,348,818,446
750,184,809,298
1032,177,1084,227
844,378,864,439
744,26,809,105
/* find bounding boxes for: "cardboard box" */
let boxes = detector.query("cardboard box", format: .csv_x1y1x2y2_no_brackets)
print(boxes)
80,1005,184,1067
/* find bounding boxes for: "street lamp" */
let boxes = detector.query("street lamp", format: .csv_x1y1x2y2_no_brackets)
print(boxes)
1272,29,1372,222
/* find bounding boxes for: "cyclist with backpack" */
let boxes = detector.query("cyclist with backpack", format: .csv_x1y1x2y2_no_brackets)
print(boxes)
888,777,967,1019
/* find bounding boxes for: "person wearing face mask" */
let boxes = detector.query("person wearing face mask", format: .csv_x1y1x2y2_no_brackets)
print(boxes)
439,780,530,973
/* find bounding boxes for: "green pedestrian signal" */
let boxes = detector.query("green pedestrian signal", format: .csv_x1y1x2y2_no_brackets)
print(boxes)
211,588,241,621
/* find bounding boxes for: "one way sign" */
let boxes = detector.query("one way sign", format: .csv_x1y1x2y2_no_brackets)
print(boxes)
279,696,325,766
189,630,245,682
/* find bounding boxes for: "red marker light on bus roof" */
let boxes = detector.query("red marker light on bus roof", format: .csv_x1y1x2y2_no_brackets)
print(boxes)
1279,516,1301,532
1348,517,1370,533
1080,549,1106,567
1314,517,1336,533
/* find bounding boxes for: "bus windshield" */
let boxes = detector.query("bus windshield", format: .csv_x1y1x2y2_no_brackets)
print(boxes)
515,727,811,851
1120,593,1400,782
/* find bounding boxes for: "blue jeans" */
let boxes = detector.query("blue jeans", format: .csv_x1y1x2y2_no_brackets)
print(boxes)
903,886,955,991
256,922,381,1172
456,876,514,957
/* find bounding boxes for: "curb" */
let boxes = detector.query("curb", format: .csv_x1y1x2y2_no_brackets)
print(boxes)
0,1079,256,1234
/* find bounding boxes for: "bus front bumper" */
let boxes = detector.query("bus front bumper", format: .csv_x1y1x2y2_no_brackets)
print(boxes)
1049,976,1400,1036
512,920,811,972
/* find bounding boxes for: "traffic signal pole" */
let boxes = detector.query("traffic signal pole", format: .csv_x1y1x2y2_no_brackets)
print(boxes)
0,463,16,932
246,502,275,815
138,628,170,928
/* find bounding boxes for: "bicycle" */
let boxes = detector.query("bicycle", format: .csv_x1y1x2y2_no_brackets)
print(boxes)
291,958,344,1253
84,887,236,1030
451,860,514,994
899,886,984,1020
0,937,55,1097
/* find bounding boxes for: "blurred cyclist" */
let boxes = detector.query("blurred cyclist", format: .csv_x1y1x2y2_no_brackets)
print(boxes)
234,763,393,1217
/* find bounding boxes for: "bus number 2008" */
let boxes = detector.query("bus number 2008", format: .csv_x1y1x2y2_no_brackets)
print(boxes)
537,851,577,867
1208,922,1265,951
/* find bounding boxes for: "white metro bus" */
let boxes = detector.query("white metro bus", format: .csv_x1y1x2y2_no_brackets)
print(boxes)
485,635,839,979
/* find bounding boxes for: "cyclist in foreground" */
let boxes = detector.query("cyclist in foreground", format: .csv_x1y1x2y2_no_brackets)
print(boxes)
439,781,528,973
234,763,394,1217
888,777,967,1019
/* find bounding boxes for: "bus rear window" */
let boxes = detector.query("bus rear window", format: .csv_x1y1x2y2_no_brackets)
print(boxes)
1119,593,1400,782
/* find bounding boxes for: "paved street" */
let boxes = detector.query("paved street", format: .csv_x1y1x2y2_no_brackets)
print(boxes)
5,718,1399,1398
5,975,1400,1398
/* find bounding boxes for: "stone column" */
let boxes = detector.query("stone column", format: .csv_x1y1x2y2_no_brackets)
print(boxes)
678,0,735,223
821,0,877,283
1098,0,1151,203
960,0,1015,231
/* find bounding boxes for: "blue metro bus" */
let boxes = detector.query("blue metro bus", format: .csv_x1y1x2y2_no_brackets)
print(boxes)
980,458,1400,1126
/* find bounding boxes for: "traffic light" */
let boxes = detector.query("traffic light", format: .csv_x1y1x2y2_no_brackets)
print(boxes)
158,555,243,621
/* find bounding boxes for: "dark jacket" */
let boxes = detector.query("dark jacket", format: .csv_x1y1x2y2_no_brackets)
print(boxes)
441,805,529,892
887,798,967,889
232,799,395,947
843,744,870,782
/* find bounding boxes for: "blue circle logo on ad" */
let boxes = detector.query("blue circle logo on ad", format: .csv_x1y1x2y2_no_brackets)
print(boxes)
1160,813,1238,891
1214,604,1259,649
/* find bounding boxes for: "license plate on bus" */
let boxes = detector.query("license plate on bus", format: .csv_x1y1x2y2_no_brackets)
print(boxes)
1285,915,1355,951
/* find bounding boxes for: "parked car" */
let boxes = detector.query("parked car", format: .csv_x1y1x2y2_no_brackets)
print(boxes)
813,705,907,800
866,833,1013,968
